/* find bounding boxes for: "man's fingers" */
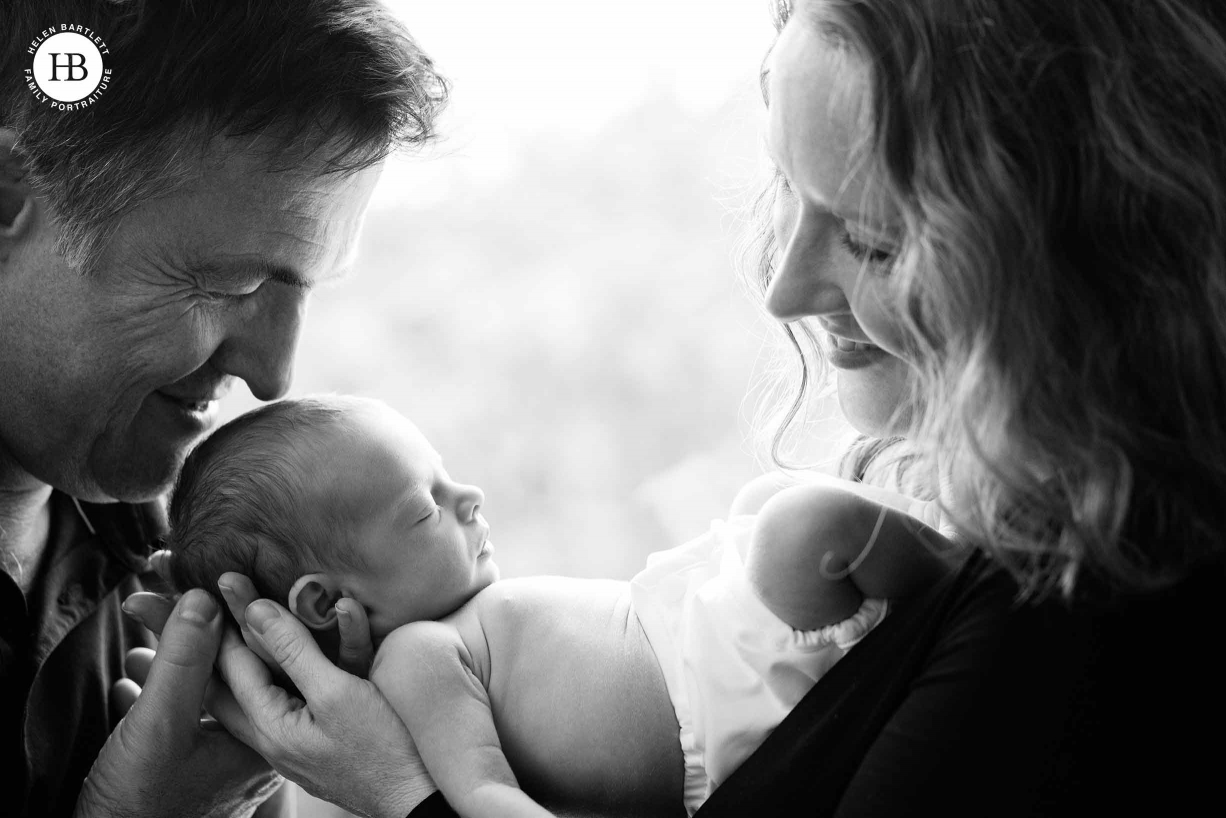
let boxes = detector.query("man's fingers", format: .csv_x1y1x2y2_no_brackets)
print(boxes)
121,591,176,637
244,599,343,702
213,625,309,759
124,647,156,687
214,625,272,695
110,678,141,718
335,598,374,677
127,589,224,739
218,572,260,621
218,572,277,666
207,636,265,750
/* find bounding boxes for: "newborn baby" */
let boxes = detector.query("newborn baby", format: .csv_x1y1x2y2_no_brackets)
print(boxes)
167,396,953,818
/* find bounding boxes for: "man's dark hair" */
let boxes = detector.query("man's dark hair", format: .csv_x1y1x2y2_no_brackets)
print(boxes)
0,0,448,270
166,396,371,612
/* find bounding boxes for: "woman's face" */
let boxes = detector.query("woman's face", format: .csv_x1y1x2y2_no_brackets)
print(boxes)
765,10,912,436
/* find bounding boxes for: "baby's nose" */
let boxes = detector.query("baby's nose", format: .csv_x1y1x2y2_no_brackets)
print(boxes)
457,484,485,521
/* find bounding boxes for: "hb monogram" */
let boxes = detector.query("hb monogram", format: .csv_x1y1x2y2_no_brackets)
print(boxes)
47,53,88,81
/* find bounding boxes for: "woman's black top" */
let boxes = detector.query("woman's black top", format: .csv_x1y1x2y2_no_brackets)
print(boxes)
415,549,1226,816
699,549,1225,816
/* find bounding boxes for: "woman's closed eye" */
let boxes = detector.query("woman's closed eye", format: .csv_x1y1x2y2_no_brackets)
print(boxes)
839,228,895,266
774,167,895,267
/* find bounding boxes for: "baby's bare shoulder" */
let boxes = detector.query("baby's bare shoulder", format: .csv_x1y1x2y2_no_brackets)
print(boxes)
463,577,655,681
468,576,633,637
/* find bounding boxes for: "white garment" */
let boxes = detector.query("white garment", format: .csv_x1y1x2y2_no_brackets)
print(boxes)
630,516,888,815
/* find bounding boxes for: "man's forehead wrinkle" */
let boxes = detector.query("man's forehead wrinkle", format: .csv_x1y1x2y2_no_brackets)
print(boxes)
267,227,327,250
263,225,346,284
197,165,340,231
115,230,185,281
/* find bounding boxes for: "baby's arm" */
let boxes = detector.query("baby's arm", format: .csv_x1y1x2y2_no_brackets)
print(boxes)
370,620,552,818
745,482,955,631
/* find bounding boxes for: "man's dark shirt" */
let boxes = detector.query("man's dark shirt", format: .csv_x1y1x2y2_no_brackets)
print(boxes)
1,491,165,818
414,548,1226,817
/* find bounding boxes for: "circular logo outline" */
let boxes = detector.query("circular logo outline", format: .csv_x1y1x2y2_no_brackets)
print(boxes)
24,24,114,111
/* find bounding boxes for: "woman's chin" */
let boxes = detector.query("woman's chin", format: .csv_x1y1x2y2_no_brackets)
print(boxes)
835,357,912,438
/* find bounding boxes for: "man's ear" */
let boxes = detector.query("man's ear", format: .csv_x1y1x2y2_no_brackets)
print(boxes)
287,573,343,630
0,127,36,241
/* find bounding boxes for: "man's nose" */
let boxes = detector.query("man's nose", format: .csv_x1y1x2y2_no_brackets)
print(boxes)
212,287,307,401
766,207,849,322
455,483,485,523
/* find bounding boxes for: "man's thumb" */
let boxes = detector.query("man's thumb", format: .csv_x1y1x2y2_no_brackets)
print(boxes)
126,589,223,739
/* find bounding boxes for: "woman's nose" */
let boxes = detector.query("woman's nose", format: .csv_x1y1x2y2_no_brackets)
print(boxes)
766,205,849,322
455,483,485,523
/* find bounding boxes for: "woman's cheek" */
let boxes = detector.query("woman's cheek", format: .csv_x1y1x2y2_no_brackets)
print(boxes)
851,280,910,359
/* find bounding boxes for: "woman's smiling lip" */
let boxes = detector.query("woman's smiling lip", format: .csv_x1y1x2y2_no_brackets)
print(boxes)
823,331,892,370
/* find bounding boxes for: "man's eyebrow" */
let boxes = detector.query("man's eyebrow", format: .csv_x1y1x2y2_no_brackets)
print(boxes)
186,257,352,290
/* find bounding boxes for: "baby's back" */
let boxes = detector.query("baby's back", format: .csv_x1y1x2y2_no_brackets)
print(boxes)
448,577,684,817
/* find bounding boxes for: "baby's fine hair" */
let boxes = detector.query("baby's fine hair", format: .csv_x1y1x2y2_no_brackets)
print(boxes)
166,395,372,610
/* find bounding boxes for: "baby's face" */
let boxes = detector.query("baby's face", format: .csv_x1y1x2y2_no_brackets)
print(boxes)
321,401,499,638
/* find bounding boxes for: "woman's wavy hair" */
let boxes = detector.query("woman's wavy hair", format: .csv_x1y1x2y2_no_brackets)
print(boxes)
750,0,1226,600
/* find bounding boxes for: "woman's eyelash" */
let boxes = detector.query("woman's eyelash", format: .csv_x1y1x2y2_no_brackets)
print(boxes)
839,229,895,265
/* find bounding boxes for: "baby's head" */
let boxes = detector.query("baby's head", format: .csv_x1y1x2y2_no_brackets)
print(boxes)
167,395,499,642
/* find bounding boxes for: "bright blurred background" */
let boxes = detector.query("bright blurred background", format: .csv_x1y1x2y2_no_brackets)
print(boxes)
215,2,856,813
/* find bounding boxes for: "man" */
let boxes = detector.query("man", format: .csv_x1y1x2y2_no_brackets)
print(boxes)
0,1,448,815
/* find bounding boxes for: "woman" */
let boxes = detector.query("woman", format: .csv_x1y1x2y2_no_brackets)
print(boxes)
124,0,1226,815
702,0,1225,813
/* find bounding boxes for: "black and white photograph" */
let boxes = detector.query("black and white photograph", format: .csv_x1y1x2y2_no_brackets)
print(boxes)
3,1,1224,816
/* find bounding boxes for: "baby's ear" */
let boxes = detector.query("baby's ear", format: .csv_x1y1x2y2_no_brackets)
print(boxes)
288,573,342,630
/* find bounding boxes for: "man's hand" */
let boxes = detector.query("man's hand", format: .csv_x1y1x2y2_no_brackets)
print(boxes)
77,590,281,818
207,595,438,818
216,570,376,677
133,551,376,677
